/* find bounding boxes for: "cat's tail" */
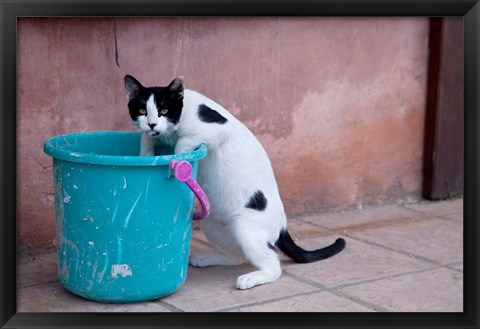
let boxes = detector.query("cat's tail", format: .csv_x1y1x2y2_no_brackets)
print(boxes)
275,229,346,263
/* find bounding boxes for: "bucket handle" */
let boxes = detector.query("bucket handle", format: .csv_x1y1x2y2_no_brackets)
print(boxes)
169,160,210,220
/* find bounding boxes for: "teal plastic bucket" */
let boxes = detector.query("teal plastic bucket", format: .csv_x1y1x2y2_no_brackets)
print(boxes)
43,131,207,303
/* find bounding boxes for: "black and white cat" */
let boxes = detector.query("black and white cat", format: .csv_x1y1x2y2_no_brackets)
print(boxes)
124,75,346,289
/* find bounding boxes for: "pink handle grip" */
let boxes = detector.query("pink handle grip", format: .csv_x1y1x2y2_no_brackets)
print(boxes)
169,160,210,220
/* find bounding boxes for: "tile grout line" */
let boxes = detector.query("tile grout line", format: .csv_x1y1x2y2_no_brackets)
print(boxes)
294,202,462,232
444,261,463,273
328,289,388,312
18,279,60,290
282,272,384,312
154,300,185,312
328,261,463,291
435,213,464,222
342,234,446,266
214,289,324,312
296,210,426,233
282,271,385,312
282,271,328,290
400,205,463,220
298,217,456,267
401,200,462,218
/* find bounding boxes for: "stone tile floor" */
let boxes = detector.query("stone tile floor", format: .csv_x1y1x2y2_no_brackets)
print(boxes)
17,198,463,312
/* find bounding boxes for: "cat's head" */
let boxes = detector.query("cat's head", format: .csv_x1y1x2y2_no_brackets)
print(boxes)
124,75,184,138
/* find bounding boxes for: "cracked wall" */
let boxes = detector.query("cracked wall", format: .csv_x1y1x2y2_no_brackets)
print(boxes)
17,17,429,254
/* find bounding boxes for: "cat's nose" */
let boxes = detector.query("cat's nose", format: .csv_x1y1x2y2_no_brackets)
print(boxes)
148,123,157,130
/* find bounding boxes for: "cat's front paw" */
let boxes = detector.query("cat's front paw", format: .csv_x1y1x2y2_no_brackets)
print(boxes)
140,148,155,156
190,252,244,267
189,253,214,267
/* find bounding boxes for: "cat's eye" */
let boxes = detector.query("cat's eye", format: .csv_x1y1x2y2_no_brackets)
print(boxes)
139,109,147,115
160,109,169,115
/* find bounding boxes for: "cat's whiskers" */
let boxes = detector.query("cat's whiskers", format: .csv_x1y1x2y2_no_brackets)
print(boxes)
159,130,174,147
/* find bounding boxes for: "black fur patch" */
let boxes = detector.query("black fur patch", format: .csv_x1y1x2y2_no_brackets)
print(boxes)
198,104,228,124
245,190,267,211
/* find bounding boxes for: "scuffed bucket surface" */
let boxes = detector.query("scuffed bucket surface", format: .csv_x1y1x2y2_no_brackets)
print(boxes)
44,131,207,302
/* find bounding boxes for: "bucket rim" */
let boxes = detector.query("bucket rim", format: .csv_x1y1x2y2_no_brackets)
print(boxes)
43,131,207,166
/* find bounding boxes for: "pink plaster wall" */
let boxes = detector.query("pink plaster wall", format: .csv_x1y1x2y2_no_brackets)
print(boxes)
17,17,429,254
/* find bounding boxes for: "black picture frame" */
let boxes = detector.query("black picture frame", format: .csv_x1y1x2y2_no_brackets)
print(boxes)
2,1,478,328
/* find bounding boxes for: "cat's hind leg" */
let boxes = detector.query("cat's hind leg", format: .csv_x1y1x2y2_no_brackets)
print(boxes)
233,219,282,290
190,219,245,267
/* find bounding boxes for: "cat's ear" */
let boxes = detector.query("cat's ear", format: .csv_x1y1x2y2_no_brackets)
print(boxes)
124,75,143,100
168,76,184,100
